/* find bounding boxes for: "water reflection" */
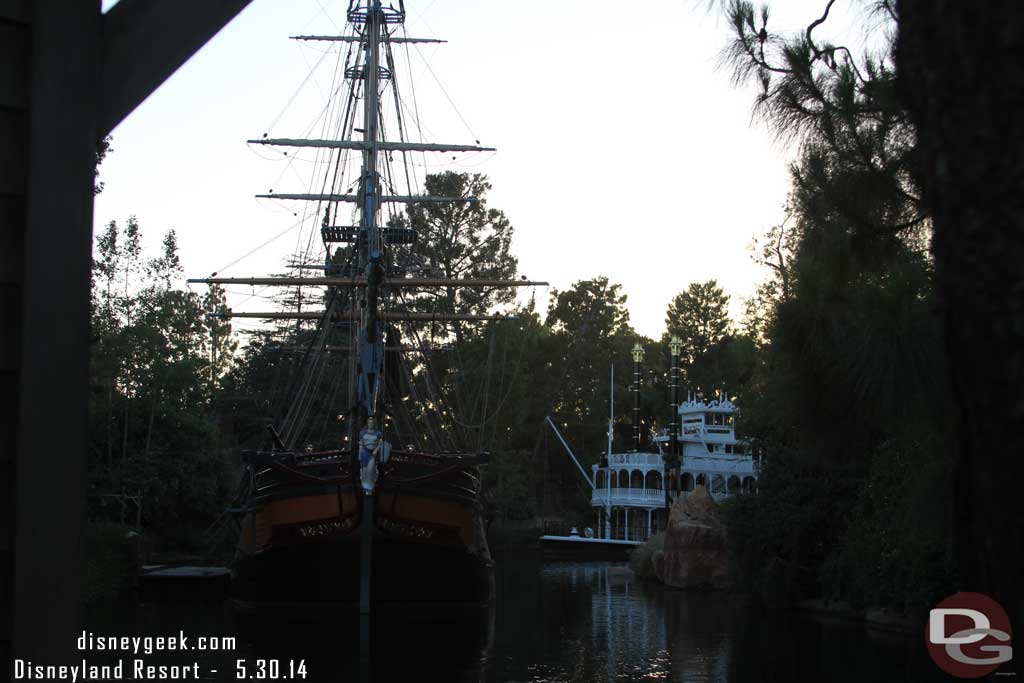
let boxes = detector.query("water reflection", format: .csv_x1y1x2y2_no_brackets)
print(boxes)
491,555,942,683
85,555,943,682
87,595,495,682
493,560,740,681
235,605,495,682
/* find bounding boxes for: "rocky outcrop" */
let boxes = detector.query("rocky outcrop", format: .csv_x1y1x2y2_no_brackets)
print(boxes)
654,485,732,590
629,531,664,579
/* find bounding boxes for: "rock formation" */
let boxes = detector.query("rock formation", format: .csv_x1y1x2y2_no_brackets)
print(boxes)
629,531,664,579
654,485,732,590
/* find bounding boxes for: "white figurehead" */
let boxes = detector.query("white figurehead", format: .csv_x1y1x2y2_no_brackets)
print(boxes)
359,416,383,493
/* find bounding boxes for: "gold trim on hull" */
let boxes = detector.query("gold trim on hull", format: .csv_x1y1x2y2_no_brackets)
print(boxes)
239,489,479,555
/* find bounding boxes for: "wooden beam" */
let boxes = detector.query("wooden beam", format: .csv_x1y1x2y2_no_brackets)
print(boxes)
225,310,514,322
290,35,446,44
248,139,494,153
8,0,253,665
189,276,549,287
99,0,253,135
270,345,421,352
14,0,102,664
254,193,477,203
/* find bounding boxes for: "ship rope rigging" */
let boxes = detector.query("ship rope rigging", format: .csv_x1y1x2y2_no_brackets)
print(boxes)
191,0,544,460
216,0,551,621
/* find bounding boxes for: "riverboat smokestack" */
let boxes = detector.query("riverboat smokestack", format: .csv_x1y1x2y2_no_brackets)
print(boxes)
667,335,683,512
631,342,645,451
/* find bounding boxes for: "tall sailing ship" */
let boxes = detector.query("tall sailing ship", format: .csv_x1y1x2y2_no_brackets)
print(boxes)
193,0,542,613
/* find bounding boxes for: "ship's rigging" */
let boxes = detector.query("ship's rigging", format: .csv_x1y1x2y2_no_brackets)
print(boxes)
221,2,540,620
192,0,546,466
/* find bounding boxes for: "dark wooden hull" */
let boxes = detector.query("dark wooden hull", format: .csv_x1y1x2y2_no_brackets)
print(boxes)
231,451,494,612
232,535,494,608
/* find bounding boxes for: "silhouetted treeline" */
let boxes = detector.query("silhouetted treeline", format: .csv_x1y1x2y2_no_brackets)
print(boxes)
715,0,956,616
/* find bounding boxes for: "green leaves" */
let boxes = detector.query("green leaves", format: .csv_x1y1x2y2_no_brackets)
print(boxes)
723,0,920,245
89,217,235,546
546,276,630,339
544,277,635,442
406,171,518,321
714,0,953,609
94,136,112,196
664,280,731,367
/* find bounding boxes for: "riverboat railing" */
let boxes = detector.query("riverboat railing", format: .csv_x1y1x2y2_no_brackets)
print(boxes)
589,489,665,505
589,488,737,506
607,453,663,466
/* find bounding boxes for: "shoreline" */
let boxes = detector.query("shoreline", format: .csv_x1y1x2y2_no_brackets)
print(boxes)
489,528,922,638
795,598,921,636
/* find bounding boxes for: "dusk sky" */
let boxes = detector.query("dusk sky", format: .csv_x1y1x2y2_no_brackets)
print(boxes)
94,0,871,339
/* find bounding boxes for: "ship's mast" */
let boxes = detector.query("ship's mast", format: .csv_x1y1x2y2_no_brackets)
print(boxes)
358,0,386,417
354,0,389,624
197,0,541,439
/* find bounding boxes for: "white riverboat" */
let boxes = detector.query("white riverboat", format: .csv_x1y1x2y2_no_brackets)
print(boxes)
541,391,759,556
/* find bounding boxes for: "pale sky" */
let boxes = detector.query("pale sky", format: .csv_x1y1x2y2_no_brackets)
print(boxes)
94,0,871,339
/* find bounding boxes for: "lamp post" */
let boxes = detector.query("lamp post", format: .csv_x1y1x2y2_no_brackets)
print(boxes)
666,335,683,518
631,342,644,451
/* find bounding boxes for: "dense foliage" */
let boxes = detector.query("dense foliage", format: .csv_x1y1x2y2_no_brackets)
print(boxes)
89,217,235,550
716,0,956,616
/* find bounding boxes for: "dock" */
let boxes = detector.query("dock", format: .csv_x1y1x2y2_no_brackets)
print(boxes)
138,565,230,598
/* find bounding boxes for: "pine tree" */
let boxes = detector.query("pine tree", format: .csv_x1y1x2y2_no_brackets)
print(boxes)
403,172,518,327
707,0,957,611
663,280,731,368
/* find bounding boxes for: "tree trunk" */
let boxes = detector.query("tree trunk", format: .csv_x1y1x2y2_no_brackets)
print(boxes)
897,0,1024,628
144,395,156,458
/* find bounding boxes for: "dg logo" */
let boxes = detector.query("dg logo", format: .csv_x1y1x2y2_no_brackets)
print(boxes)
927,592,1013,678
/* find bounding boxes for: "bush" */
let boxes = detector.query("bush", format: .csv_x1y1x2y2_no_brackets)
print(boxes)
82,522,139,604
722,454,860,606
822,440,957,615
725,437,957,615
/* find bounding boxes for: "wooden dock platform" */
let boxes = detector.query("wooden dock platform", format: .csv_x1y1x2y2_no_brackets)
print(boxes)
138,565,230,598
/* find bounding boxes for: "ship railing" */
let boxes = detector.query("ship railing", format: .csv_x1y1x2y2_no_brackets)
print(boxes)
605,524,659,542
590,488,666,505
678,456,756,475
607,453,663,466
592,488,740,506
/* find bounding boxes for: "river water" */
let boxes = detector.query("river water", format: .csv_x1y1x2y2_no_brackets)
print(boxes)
85,551,943,682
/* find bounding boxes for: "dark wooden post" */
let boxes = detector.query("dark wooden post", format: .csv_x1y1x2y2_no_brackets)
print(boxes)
3,0,251,666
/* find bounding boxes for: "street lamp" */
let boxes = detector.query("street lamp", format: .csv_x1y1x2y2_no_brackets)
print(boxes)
631,342,644,451
669,335,683,359
631,342,645,363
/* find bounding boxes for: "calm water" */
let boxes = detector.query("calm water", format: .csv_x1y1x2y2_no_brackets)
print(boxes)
85,552,943,682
